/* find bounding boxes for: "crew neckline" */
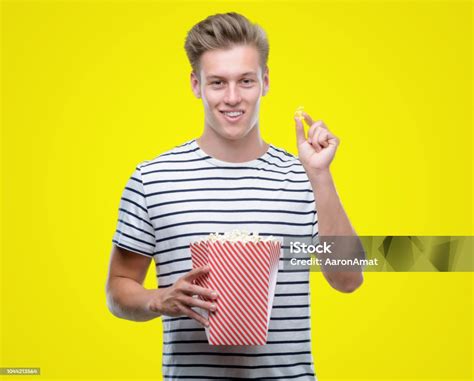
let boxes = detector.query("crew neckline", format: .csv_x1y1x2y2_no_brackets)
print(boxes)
190,139,272,168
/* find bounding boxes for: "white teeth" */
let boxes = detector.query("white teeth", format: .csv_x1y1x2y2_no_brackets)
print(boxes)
223,111,243,117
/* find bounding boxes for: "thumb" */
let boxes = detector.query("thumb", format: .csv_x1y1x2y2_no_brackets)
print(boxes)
294,117,306,146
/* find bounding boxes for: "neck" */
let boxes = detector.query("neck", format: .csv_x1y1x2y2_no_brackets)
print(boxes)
197,125,269,163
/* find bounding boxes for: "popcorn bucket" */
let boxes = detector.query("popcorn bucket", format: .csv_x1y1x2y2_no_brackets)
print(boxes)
190,238,281,345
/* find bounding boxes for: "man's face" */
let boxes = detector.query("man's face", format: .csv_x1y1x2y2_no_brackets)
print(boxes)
191,44,269,141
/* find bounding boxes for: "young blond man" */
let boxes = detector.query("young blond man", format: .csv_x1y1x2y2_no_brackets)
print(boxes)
106,12,363,380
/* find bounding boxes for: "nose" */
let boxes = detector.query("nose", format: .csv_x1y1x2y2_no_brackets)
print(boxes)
223,83,242,105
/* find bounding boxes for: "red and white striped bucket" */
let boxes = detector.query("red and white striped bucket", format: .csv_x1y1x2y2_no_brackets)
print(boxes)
190,240,281,345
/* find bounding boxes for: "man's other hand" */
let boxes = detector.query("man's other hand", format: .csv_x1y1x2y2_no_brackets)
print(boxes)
148,266,218,327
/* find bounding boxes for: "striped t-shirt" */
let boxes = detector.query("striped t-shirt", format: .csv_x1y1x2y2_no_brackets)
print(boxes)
112,139,318,380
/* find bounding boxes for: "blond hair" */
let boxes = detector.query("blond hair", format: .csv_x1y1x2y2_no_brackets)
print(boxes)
184,12,269,78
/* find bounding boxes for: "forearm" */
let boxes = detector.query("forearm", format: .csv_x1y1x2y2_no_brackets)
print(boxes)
306,168,364,292
307,169,355,236
106,276,161,322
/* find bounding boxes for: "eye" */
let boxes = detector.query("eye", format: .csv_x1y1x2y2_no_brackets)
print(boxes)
241,79,255,86
210,80,224,87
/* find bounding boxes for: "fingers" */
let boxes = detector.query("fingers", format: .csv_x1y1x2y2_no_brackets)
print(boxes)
319,129,330,148
183,265,210,282
304,113,328,130
294,116,306,146
185,284,219,300
307,124,318,142
311,129,322,152
303,112,314,127
313,128,329,151
178,304,209,327
306,118,331,152
180,294,217,312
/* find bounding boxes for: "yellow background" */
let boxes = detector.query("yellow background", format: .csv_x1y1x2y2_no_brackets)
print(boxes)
1,1,472,380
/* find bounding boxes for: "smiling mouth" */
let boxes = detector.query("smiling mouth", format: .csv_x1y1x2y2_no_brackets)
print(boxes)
220,110,245,118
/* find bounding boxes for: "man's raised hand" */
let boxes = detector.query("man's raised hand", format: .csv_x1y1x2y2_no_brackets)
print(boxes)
295,112,339,172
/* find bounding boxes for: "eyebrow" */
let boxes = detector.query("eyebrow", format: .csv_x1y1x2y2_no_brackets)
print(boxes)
206,72,258,80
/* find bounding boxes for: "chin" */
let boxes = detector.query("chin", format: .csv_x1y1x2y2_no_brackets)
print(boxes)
222,127,251,141
214,124,251,141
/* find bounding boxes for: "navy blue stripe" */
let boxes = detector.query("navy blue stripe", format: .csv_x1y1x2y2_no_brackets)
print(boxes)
267,151,297,164
163,373,315,380
281,257,312,262
271,316,310,320
125,186,145,198
164,328,204,333
158,147,200,157
162,350,311,357
258,157,301,169
155,220,315,232
269,328,310,332
121,197,148,213
276,281,309,285
143,176,309,186
118,208,154,228
279,269,310,273
112,240,153,257
275,293,309,297
153,209,315,220
159,268,190,278
163,339,310,345
155,244,189,255
162,362,312,369
149,198,314,209
118,219,155,238
146,187,312,198
271,146,296,159
115,230,155,247
159,257,191,266
176,140,195,148
130,176,140,183
141,156,211,168
273,304,309,309
143,166,306,176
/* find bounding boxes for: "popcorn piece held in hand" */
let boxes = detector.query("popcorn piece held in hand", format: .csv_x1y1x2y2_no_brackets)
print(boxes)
295,106,305,121
200,229,277,244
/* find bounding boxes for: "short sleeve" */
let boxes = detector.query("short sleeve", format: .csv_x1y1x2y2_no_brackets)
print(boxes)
112,164,156,257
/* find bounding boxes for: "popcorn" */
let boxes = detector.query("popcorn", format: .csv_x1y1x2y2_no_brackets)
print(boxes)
294,105,305,121
190,230,282,346
200,229,277,244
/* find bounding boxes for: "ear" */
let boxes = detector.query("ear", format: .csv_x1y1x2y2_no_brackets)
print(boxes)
262,66,269,96
190,71,201,99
